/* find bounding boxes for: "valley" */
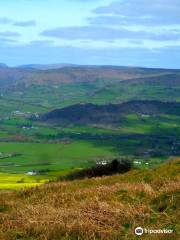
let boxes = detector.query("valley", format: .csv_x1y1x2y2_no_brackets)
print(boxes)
0,65,180,189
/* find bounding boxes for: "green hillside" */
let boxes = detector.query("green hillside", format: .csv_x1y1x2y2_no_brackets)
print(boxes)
1,67,180,116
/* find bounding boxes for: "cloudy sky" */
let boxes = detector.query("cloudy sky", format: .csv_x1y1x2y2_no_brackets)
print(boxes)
0,0,180,68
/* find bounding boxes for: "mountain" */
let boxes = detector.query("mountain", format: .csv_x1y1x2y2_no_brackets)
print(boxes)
18,63,77,70
0,65,180,115
39,100,180,125
0,63,8,68
0,65,178,89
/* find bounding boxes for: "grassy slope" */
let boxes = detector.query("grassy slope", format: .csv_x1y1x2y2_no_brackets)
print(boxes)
90,74,180,104
3,81,180,112
0,159,179,240
1,72,180,115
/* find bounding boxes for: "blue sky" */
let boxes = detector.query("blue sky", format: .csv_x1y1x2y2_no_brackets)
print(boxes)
0,0,180,68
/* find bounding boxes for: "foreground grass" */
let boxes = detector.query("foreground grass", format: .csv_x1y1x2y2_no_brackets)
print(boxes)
0,159,179,240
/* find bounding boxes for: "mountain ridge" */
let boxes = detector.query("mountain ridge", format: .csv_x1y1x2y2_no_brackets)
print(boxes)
0,65,179,89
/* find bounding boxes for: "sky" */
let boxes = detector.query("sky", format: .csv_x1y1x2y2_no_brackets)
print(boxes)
0,0,180,68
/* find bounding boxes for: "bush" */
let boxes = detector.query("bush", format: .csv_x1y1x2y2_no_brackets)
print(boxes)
62,158,133,180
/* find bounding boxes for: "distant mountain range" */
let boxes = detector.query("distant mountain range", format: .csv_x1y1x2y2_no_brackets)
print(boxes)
0,63,8,68
0,64,179,88
17,63,77,70
2,63,179,71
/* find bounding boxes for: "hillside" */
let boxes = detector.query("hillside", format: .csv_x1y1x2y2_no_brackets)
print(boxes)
0,66,179,117
90,73,180,103
1,65,170,89
0,159,179,240
39,100,180,125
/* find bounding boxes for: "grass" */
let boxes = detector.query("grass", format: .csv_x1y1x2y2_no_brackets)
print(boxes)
0,81,179,190
90,79,180,104
0,111,179,188
0,141,114,169
0,158,179,239
0,140,116,188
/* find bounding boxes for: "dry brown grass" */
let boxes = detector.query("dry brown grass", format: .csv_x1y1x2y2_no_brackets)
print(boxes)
0,159,179,240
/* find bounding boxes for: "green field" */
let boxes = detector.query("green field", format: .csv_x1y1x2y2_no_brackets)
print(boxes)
0,110,179,188
0,69,180,189
0,140,116,188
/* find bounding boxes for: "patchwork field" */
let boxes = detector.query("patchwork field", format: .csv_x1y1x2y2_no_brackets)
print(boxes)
0,140,117,188
0,111,179,188
0,66,180,189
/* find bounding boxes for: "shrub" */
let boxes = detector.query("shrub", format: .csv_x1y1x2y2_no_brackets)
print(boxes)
62,158,133,180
